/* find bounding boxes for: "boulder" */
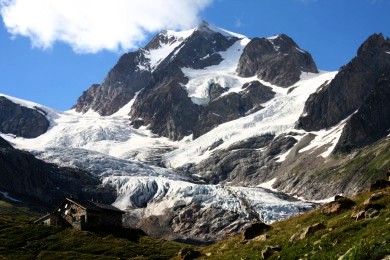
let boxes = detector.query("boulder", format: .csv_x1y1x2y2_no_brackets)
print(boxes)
178,248,202,260
321,196,355,215
243,222,271,240
365,208,380,219
253,234,269,242
261,245,281,259
290,222,326,242
351,209,366,221
364,192,388,205
351,204,383,221
369,179,390,192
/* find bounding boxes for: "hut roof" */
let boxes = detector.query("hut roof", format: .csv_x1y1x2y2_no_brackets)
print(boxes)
55,198,125,214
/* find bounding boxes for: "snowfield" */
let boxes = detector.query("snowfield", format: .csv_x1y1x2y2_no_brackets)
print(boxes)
0,24,343,227
165,71,337,168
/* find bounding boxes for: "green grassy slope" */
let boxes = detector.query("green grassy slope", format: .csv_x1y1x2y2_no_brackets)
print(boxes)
2,187,389,259
0,201,188,259
199,187,390,259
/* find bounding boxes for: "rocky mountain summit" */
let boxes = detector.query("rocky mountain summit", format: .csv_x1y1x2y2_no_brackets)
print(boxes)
236,34,318,86
73,21,319,140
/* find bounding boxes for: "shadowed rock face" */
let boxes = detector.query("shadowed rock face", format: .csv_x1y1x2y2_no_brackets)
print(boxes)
193,81,275,139
334,76,390,153
188,134,297,185
157,23,238,71
0,96,49,138
130,71,201,140
236,34,318,87
73,51,154,115
297,33,390,132
0,136,12,148
0,142,116,206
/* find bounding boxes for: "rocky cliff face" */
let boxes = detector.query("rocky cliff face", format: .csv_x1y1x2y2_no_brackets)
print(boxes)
236,34,318,87
187,134,297,185
73,51,154,115
297,34,390,133
0,96,49,138
193,81,275,138
0,136,12,148
334,76,390,153
0,140,115,206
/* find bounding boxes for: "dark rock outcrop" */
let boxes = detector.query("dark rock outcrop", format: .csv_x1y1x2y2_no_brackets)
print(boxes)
73,27,194,116
321,196,355,215
158,21,238,70
170,202,247,242
272,134,390,200
351,203,384,220
0,143,115,206
130,201,254,243
297,33,390,132
177,248,202,260
189,134,297,185
193,81,275,138
0,96,49,138
237,34,318,87
0,136,12,148
73,51,154,115
334,77,390,153
130,76,201,140
262,246,281,259
243,222,271,240
290,222,326,242
369,179,390,192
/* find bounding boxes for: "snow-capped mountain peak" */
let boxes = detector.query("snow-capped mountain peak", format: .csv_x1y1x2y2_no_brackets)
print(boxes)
195,20,246,39
3,22,389,243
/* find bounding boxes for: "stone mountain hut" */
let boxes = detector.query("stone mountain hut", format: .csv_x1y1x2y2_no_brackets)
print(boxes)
35,197,125,230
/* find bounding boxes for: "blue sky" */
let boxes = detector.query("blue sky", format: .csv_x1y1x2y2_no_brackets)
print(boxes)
0,0,389,110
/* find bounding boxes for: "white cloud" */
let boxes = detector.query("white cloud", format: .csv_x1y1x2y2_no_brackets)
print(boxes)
234,18,242,28
0,0,213,53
